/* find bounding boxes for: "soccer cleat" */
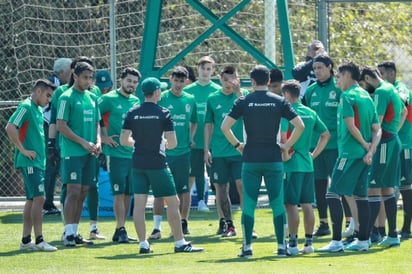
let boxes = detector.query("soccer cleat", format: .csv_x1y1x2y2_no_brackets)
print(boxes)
300,245,315,254
117,228,129,244
216,219,226,235
181,219,190,235
287,245,299,256
238,246,253,258
221,226,237,237
74,234,94,245
139,246,153,254
64,234,76,247
197,200,210,211
149,229,162,240
20,242,38,251
313,222,331,237
174,242,204,253
370,231,382,243
317,240,344,252
399,231,412,240
342,224,355,238
277,248,289,257
342,232,357,246
43,206,61,216
252,231,259,239
36,241,58,252
90,229,106,240
377,236,400,247
112,229,120,242
344,239,369,251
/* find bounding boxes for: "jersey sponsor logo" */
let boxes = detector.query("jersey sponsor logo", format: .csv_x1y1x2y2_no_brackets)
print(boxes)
185,104,191,113
70,172,77,180
248,102,276,107
325,101,339,107
133,115,159,120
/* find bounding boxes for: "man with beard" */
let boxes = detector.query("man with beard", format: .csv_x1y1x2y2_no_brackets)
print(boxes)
98,67,141,243
359,66,406,247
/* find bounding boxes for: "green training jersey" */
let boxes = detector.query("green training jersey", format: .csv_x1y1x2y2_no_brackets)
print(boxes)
57,88,101,157
304,77,341,149
159,90,197,156
204,89,249,157
281,102,328,172
394,81,412,148
338,85,379,159
98,89,140,158
183,81,221,149
8,97,46,169
373,81,403,135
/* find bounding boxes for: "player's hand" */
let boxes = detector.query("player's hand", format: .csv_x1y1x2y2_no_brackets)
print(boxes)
204,151,212,167
47,138,60,165
101,135,119,148
23,149,36,160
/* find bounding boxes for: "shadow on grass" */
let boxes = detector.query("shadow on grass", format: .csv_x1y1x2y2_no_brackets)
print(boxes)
96,251,173,260
0,212,65,224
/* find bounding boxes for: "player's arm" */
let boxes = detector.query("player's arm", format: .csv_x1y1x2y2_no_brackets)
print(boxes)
164,130,177,150
344,117,370,150
119,129,134,148
280,116,305,153
363,123,382,165
204,122,213,166
221,115,244,154
5,123,36,160
311,130,330,159
398,105,407,131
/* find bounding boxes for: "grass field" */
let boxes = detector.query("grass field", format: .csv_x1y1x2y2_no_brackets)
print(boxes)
0,208,411,273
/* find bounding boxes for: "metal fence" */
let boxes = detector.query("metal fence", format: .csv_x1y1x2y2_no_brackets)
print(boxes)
1,0,411,196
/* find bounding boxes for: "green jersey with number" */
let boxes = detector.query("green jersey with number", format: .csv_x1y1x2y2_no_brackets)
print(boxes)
204,89,248,157
98,89,140,158
281,102,328,172
159,90,197,156
183,81,221,149
57,88,100,157
9,97,46,169
338,85,379,159
305,77,341,149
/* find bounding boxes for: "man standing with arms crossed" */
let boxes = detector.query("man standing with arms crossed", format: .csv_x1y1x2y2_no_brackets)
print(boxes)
120,77,204,254
57,62,101,247
184,56,221,216
98,67,141,243
221,65,304,258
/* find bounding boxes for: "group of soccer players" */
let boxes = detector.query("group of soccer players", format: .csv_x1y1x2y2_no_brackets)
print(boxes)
6,48,411,257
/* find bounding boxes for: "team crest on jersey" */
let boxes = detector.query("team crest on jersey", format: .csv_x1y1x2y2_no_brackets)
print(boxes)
70,172,77,180
185,104,191,112
329,91,337,100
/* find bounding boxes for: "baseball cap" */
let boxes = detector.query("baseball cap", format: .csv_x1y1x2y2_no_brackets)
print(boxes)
141,77,161,94
95,70,113,89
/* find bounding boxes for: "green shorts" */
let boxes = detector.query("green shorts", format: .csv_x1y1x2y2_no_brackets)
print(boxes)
400,148,412,186
210,156,242,184
61,155,98,187
329,158,370,197
284,172,315,204
190,149,205,177
132,168,177,198
107,156,133,195
369,135,401,188
313,149,338,180
167,152,190,194
20,167,45,200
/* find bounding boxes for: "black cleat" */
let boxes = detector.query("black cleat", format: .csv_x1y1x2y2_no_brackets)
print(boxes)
139,246,153,254
75,234,93,245
117,227,129,244
313,222,331,237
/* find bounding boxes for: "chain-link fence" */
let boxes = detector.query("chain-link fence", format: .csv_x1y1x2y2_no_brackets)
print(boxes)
1,0,411,196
